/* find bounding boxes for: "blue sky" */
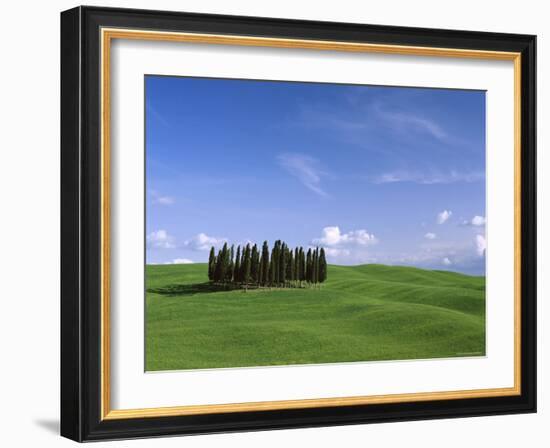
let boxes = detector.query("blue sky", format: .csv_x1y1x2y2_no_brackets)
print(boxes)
145,76,486,275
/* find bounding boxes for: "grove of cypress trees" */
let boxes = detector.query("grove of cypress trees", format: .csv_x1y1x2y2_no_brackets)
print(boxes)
206,241,327,289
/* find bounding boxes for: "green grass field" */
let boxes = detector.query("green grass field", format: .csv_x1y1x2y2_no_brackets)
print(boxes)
145,263,485,371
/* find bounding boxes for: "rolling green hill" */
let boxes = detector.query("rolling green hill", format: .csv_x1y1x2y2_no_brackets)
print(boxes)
145,263,485,371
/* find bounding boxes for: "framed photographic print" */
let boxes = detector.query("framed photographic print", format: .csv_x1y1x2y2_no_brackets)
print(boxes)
60,6,536,442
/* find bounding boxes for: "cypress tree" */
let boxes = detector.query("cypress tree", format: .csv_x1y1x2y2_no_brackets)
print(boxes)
306,248,312,285
272,240,280,286
279,242,287,286
293,246,300,285
269,246,276,286
221,243,229,284
258,244,263,285
224,244,233,283
299,248,305,286
312,248,319,284
286,248,294,287
208,247,216,281
242,244,251,289
251,244,259,285
319,247,327,284
295,247,301,286
260,241,269,286
214,247,224,283
240,246,246,282
277,240,283,285
234,245,241,283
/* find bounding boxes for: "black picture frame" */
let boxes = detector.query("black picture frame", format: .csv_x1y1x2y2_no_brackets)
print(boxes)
61,5,536,442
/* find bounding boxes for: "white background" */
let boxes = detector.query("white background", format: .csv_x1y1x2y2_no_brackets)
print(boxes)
111,39,515,409
0,0,547,446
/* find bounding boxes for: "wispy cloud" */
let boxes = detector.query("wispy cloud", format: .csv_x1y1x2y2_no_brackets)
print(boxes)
424,232,437,240
437,210,453,225
277,153,329,197
376,107,447,141
149,189,175,205
146,102,170,127
296,101,448,143
165,258,194,264
372,170,485,185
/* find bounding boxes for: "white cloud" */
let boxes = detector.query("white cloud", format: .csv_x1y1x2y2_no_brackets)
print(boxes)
277,153,329,197
146,229,175,249
312,226,377,247
305,228,485,274
461,215,486,227
165,258,194,264
437,210,452,224
471,215,486,226
311,226,377,264
476,234,486,257
424,232,437,240
372,170,484,185
184,233,227,251
147,231,229,252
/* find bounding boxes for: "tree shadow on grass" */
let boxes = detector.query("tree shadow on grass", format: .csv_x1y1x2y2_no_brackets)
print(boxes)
147,282,244,297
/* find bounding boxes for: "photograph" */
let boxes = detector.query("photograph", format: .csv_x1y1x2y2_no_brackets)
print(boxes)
145,76,487,372
57,4,537,442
